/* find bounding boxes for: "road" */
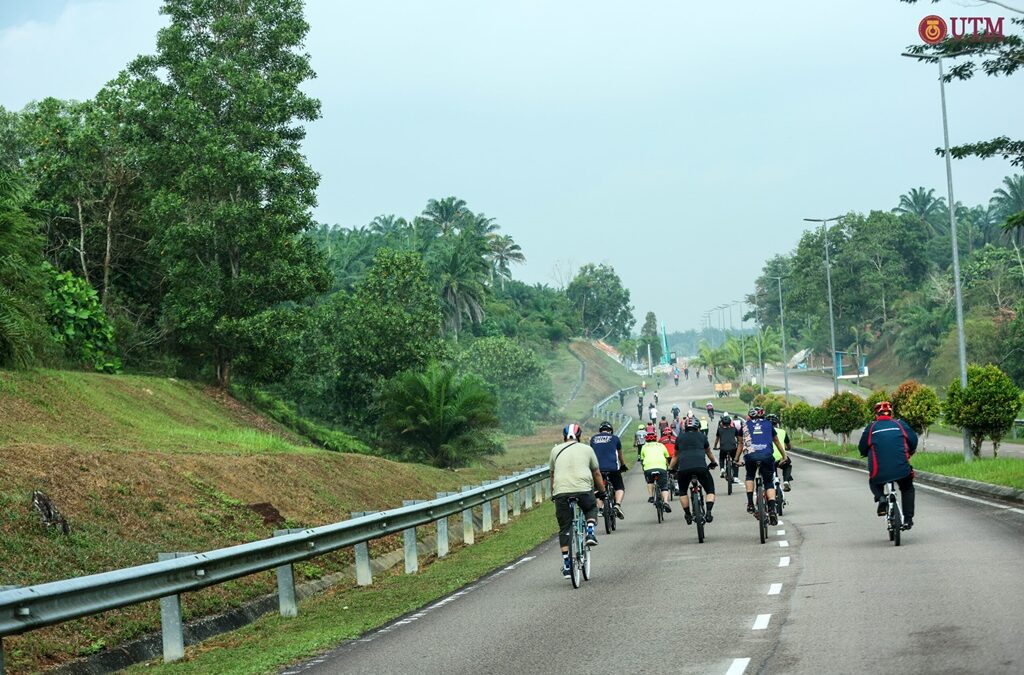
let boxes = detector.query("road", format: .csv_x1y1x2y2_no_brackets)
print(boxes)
282,379,1024,675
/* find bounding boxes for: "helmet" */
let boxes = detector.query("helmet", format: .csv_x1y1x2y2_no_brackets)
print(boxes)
645,431,658,441
683,415,700,431
749,406,765,419
599,421,613,433
637,423,646,431
721,414,731,424
766,413,780,425
563,423,582,441
874,401,893,417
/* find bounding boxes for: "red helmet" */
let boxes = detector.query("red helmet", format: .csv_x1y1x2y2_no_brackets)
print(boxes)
645,431,658,441
874,401,893,417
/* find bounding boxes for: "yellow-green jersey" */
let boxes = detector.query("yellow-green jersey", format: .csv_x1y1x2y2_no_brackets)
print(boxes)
640,442,670,471
772,428,789,461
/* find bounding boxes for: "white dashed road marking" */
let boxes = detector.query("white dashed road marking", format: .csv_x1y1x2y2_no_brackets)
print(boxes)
768,583,782,595
752,614,771,630
779,540,789,548
779,556,790,567
726,657,751,674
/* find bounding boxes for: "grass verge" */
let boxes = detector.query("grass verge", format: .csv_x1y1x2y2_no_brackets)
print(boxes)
125,503,557,675
791,435,1024,490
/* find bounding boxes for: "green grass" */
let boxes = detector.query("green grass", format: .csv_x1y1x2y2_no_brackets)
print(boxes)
124,504,557,675
791,434,1024,490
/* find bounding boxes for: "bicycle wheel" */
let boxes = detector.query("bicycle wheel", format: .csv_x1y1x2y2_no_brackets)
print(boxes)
891,501,902,547
610,503,617,532
603,501,613,535
776,485,785,516
725,462,733,495
694,490,705,544
756,481,767,544
582,543,591,580
656,494,664,524
569,513,582,588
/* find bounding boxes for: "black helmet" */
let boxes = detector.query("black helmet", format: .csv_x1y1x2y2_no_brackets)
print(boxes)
683,415,701,431
721,414,731,424
599,421,613,433
766,413,780,425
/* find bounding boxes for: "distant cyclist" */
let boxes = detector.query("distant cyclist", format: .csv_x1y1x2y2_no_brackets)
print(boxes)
699,415,709,436
858,401,918,529
670,415,718,524
658,416,670,434
671,403,681,422
634,423,647,462
648,403,658,424
550,423,606,577
654,390,659,405
590,421,626,520
738,406,788,525
766,413,794,491
705,401,715,419
639,430,671,512
713,414,740,479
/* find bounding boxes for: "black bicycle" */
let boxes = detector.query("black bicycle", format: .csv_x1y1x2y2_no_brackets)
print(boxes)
884,481,903,547
745,459,769,544
773,468,787,517
651,470,666,524
600,472,617,535
688,474,707,543
723,454,736,495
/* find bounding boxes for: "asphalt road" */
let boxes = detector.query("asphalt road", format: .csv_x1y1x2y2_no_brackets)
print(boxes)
283,378,1024,675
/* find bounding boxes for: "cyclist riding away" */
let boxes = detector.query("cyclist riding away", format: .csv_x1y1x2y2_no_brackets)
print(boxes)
705,401,715,419
669,415,718,523
648,403,658,424
658,416,670,434
634,423,647,463
713,414,741,479
699,415,709,436
858,401,919,529
639,430,672,512
738,406,788,525
654,390,659,405
590,421,626,520
766,413,794,491
671,403,681,422
550,423,606,577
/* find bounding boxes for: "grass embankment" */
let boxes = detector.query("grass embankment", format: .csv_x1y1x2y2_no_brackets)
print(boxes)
125,504,556,675
791,435,1024,490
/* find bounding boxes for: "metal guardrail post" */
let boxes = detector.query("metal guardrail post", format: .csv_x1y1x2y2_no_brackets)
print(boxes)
351,512,373,586
534,468,544,504
461,486,475,545
272,529,304,617
497,477,510,524
402,501,423,574
480,482,494,532
435,493,450,557
512,477,522,517
523,480,533,510
158,552,194,663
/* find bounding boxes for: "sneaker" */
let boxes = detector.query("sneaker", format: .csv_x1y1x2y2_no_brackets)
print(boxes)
720,470,726,478
597,507,604,517
562,561,571,577
684,512,693,524
902,517,914,530
769,512,779,526
648,496,655,503
662,503,671,513
705,512,714,523
585,530,599,546
783,481,791,492
746,503,755,514
877,502,887,517
614,504,625,520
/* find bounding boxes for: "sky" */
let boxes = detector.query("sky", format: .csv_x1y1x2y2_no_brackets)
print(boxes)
2,0,1021,332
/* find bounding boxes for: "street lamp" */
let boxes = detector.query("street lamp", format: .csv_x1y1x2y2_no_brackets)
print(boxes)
770,276,790,402
803,216,843,396
736,299,746,377
902,51,972,464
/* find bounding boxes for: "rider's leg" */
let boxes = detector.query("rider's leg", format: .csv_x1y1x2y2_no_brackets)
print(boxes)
897,474,915,522
869,481,886,515
554,495,572,557
744,462,756,510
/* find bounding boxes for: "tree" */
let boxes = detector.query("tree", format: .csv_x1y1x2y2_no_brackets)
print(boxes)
738,383,757,405
128,0,328,387
44,268,121,373
901,385,941,436
488,234,525,289
421,197,469,236
890,380,922,418
782,401,816,439
380,361,500,468
822,392,867,448
458,336,554,431
432,234,488,340
944,363,1022,457
865,388,891,414
894,187,946,235
565,263,634,341
639,311,663,365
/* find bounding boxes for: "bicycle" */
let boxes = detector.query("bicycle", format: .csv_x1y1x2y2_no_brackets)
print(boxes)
650,470,666,524
688,474,708,544
723,454,736,495
566,496,592,588
884,481,904,547
600,472,617,535
773,469,787,517
745,459,769,544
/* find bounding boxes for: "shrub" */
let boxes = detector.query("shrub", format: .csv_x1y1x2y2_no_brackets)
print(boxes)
753,392,787,417
944,364,1022,458
44,268,121,373
891,380,922,418
782,401,815,437
823,391,867,448
739,384,757,404
900,385,941,435
865,388,891,416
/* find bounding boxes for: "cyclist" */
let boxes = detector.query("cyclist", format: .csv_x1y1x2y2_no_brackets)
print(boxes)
550,423,606,577
858,401,918,529
648,402,658,424
658,416,670,434
654,390,660,405
766,413,794,491
699,415,709,436
659,425,676,464
639,430,672,512
671,403,681,422
705,401,715,419
634,422,647,462
713,414,741,479
738,406,788,525
674,371,680,386
684,366,690,380
641,379,647,393
590,421,626,520
669,415,718,523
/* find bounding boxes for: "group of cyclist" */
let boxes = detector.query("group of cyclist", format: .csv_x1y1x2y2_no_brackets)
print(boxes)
549,391,917,578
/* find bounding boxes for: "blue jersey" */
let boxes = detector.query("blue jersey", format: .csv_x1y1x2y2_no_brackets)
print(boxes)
743,419,777,458
589,433,622,471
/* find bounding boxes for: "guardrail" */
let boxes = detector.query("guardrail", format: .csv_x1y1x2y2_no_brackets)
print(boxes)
592,385,638,422
0,467,550,671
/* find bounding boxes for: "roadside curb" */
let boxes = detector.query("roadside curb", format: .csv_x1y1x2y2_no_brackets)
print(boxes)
790,446,1024,506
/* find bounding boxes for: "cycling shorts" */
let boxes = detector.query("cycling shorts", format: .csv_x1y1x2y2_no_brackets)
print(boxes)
644,469,668,489
744,453,775,483
676,468,715,495
601,470,625,492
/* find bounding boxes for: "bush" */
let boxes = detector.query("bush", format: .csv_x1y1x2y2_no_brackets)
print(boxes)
891,380,922,418
739,384,757,404
44,267,121,373
782,401,815,437
458,336,554,432
752,392,787,417
823,391,867,447
944,364,1022,458
865,388,891,414
901,385,941,435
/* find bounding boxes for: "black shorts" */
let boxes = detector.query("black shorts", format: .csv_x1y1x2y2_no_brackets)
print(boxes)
744,454,775,483
676,468,715,495
644,469,669,489
553,492,598,547
601,470,625,492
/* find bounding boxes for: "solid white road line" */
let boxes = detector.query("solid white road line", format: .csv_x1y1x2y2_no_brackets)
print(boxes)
726,657,751,675
752,614,771,630
768,583,782,595
779,556,790,567
776,529,786,535
779,540,789,548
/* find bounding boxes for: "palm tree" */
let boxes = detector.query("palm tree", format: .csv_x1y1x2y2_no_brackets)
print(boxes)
488,234,526,289
381,360,499,467
993,175,1024,244
368,214,408,238
432,239,488,340
895,187,945,235
421,197,469,236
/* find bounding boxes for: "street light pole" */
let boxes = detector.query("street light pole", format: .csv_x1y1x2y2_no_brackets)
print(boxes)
737,299,746,378
804,216,843,395
903,51,972,463
771,276,790,402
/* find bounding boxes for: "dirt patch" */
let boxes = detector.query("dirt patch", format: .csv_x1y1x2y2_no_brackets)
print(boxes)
247,502,285,525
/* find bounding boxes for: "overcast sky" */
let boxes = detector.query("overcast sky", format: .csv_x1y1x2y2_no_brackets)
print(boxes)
2,0,1020,332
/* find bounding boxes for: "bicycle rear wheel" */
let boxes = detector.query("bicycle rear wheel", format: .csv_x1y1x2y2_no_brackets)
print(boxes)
603,501,613,535
693,490,705,544
891,501,902,547
776,485,785,516
569,514,582,588
726,462,733,495
582,544,591,580
756,482,767,544
656,494,664,523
